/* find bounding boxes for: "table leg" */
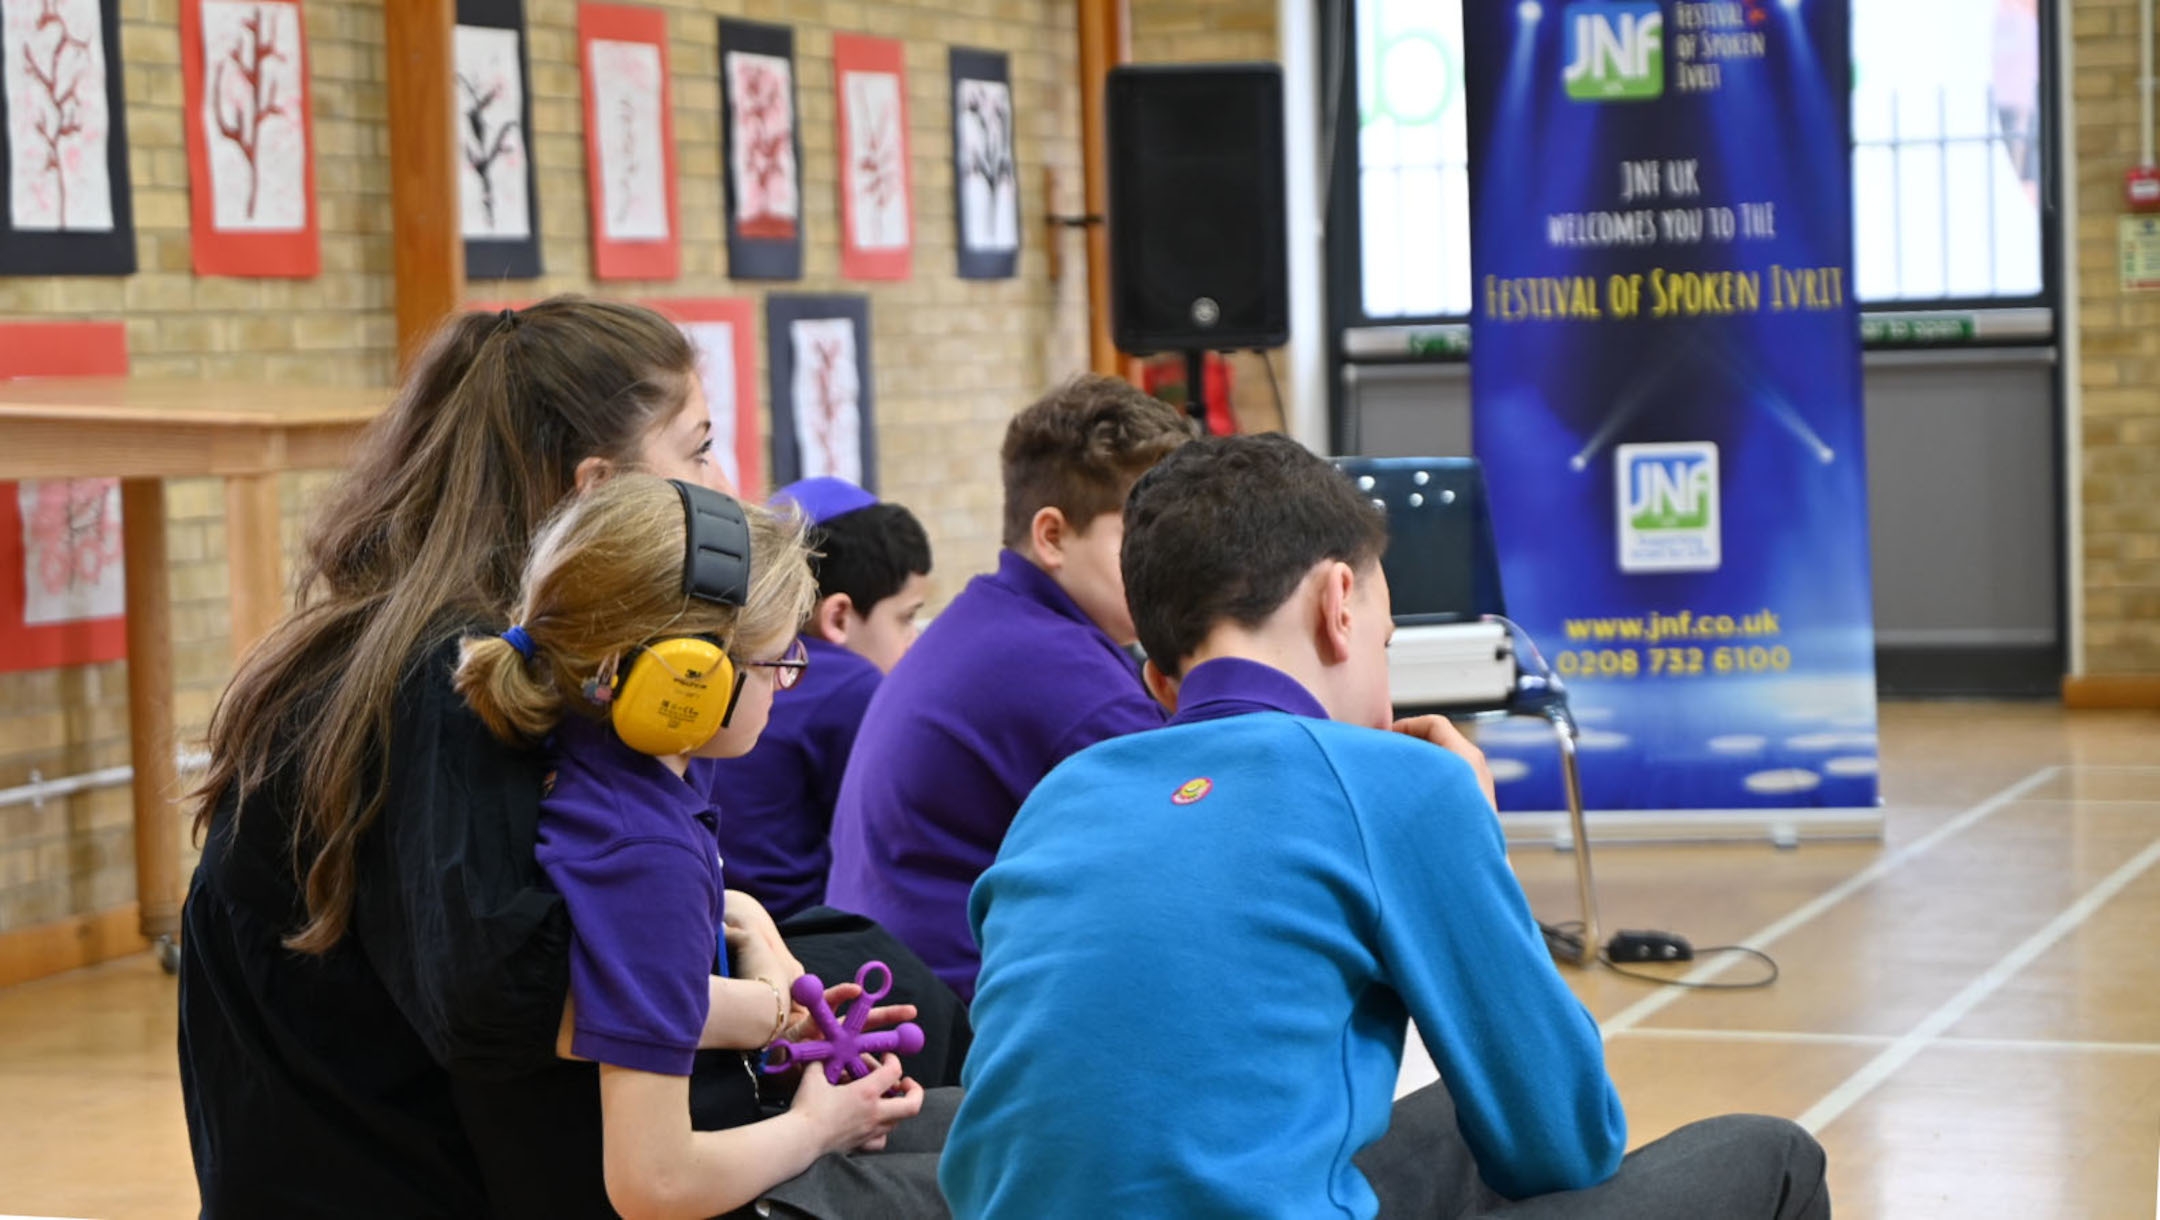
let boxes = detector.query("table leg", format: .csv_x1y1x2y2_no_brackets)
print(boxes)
223,473,286,659
120,478,181,945
1552,713,1601,967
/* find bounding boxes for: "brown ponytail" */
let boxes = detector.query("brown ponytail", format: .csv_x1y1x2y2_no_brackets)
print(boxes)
197,296,702,954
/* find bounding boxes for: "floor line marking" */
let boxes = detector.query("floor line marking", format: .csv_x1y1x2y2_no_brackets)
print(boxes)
1615,1027,2160,1055
1597,766,2062,1039
1794,836,2160,1135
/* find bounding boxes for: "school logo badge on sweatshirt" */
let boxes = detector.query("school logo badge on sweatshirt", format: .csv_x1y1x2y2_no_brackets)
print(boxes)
1171,777,1213,806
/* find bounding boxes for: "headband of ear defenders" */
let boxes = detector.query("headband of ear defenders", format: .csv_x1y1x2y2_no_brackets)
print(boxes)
675,480,751,607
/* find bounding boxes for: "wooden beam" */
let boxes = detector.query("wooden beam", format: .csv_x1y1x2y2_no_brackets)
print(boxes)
224,473,286,658
118,478,180,945
385,0,465,368
1078,0,1130,377
0,905,148,989
2062,674,2160,710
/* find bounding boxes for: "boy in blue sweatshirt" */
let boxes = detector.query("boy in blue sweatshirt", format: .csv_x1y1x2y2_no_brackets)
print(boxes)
942,435,1828,1219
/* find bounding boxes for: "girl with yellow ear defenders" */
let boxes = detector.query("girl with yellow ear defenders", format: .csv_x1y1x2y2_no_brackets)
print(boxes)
453,473,945,1219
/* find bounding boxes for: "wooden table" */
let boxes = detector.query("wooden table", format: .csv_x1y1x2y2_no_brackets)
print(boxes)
0,379,382,956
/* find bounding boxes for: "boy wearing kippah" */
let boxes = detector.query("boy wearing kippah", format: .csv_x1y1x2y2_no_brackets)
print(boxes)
712,477,933,921
826,376,1195,1001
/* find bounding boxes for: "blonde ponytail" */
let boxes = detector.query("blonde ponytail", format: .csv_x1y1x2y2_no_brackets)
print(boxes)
453,475,818,748
454,634,569,745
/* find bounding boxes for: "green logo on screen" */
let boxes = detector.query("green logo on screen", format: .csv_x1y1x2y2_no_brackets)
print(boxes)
1564,2,1665,101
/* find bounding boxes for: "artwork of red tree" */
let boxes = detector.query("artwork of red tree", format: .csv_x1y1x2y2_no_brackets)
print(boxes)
26,480,121,599
210,4,292,220
19,0,94,227
809,336,850,476
852,96,901,239
457,70,520,228
733,59,794,238
610,93,637,224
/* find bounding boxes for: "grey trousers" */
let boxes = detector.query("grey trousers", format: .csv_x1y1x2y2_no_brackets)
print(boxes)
748,1086,959,1220
750,1079,1828,1219
1358,1081,1831,1220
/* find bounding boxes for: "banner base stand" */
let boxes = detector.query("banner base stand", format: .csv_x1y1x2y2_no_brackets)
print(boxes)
1500,808,1884,850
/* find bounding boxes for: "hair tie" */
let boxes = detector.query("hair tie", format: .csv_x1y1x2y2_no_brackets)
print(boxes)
495,307,519,332
500,624,537,661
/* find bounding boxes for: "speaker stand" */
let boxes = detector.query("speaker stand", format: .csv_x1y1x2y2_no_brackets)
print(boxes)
1182,348,1212,435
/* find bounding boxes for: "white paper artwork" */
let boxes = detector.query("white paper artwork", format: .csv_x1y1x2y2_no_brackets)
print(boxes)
842,70,905,250
199,0,307,232
455,24,530,240
19,477,124,625
725,50,797,233
4,0,114,232
955,77,1016,252
679,320,743,492
789,318,860,485
588,37,668,242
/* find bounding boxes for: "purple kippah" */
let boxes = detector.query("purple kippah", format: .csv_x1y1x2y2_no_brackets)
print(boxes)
773,477,879,526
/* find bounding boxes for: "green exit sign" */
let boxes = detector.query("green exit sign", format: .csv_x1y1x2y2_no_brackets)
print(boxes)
1406,328,1471,357
1859,314,1976,345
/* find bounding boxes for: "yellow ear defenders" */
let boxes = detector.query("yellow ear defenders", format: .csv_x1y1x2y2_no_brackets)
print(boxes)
605,481,755,757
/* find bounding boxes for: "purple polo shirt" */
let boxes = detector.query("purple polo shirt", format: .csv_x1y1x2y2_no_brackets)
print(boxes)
1166,656,1333,727
825,549,1167,1000
535,713,724,1076
708,636,881,920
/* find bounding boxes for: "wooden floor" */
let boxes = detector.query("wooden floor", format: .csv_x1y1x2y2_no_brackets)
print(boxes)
1,701,2156,1219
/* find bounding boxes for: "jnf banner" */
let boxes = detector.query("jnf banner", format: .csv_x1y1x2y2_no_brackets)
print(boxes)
1464,0,1878,813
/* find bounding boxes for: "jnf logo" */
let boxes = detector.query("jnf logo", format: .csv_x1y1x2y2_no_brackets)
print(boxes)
1564,1,1665,101
1617,442,1720,573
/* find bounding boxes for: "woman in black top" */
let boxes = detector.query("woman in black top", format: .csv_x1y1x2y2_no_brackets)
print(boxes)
179,298,964,1218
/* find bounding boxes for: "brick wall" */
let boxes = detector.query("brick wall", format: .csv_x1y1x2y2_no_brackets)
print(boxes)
0,0,390,933
2072,1,2160,677
504,0,1090,582
1131,0,1276,63
0,0,1090,937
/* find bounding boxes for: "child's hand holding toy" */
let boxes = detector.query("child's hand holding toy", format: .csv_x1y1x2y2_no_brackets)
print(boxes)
763,961,926,1085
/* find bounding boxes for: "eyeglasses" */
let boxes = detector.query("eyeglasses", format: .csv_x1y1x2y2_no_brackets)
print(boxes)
741,637,810,691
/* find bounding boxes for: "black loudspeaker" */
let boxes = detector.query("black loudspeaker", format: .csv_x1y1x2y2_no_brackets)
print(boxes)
1106,63,1289,354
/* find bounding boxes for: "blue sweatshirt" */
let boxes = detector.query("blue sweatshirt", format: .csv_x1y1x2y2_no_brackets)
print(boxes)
940,659,1626,1218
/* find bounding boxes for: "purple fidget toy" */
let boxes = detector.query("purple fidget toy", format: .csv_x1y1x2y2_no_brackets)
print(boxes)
762,961,926,1085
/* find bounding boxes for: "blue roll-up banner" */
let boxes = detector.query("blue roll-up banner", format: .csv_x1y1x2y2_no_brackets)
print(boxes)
1464,0,1878,816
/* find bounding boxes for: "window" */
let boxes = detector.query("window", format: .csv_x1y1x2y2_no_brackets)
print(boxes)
1344,0,2048,323
1353,0,1471,319
1851,0,2044,302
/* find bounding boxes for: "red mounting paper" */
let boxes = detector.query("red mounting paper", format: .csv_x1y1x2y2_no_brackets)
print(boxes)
579,3,679,281
832,33,912,281
644,298,763,497
179,0,320,277
0,321,130,673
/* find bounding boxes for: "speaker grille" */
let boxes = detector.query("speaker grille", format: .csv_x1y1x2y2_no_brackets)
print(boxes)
1107,64,1289,354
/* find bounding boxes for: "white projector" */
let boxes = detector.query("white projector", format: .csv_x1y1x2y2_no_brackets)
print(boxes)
1388,620,1517,712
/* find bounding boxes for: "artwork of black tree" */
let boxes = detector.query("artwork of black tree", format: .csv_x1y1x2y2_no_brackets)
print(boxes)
0,0,134,274
950,47,1016,280
455,0,540,278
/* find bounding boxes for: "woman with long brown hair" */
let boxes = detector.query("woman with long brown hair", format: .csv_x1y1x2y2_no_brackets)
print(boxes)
177,298,959,1217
